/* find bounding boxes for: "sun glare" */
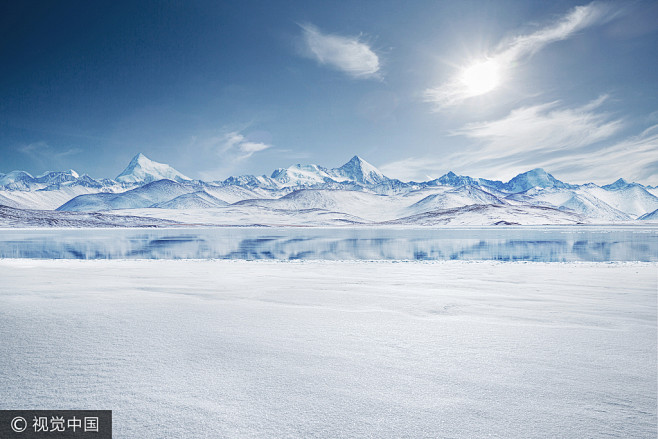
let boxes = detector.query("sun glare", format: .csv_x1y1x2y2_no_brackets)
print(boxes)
460,59,501,96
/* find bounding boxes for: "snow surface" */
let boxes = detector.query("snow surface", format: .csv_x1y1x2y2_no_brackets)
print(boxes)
385,204,584,226
579,185,658,218
109,205,368,226
0,205,178,228
407,186,507,215
151,190,228,209
0,186,110,210
109,202,585,226
50,182,658,225
639,209,658,221
0,260,655,438
57,179,199,211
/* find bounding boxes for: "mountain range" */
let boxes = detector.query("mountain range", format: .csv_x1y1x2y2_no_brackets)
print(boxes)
1,153,657,226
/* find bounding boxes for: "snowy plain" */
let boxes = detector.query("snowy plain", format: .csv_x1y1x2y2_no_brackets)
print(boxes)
0,259,655,438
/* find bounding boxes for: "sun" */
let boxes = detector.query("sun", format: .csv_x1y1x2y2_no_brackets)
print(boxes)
460,59,501,96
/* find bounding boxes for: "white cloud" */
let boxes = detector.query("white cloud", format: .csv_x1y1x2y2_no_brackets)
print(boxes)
379,156,445,182
221,132,271,158
497,3,609,62
300,24,380,79
443,96,626,181
382,97,658,185
17,142,82,169
193,129,272,180
425,2,612,109
453,95,622,157
536,124,658,185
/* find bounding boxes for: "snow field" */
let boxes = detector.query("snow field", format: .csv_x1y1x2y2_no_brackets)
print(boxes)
0,260,655,438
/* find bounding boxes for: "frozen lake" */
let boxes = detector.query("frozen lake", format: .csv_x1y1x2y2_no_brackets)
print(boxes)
0,226,656,261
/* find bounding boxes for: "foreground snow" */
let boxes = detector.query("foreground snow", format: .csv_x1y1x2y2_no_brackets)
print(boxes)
0,260,655,438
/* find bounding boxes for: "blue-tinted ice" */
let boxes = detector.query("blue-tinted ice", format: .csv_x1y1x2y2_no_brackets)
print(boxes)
0,226,656,261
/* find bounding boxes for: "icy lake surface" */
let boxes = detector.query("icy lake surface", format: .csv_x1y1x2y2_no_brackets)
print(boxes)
0,226,656,261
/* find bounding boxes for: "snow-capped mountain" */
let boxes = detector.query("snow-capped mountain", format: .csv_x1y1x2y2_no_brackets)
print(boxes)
152,191,228,209
0,205,177,228
0,169,87,191
221,174,279,190
0,171,37,190
269,155,389,187
35,169,79,184
435,171,481,187
503,168,573,193
2,153,658,226
426,168,573,193
601,178,644,191
559,193,631,222
638,209,658,221
578,184,658,219
233,189,394,221
57,179,200,211
41,174,106,190
115,153,190,184
334,155,388,185
505,187,633,222
270,163,334,186
406,186,507,216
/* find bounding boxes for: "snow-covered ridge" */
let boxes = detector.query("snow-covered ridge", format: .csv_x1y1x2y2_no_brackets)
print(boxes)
0,205,178,228
2,153,658,225
269,155,388,187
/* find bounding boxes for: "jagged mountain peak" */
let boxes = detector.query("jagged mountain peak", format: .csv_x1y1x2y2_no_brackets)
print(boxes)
37,169,79,178
334,155,387,185
602,178,636,190
0,170,37,190
269,155,388,187
338,155,376,171
342,155,368,166
116,153,190,184
505,168,569,193
270,163,333,186
511,168,551,180
437,171,481,187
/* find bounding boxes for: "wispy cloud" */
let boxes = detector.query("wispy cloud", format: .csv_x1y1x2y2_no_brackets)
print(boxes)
300,23,380,79
379,156,445,182
194,129,272,180
537,124,658,185
220,132,271,158
453,95,622,157
425,2,612,109
497,3,610,61
444,95,626,181
17,141,82,170
382,96,658,185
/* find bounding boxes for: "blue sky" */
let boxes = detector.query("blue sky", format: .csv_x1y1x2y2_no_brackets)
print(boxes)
1,0,657,184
